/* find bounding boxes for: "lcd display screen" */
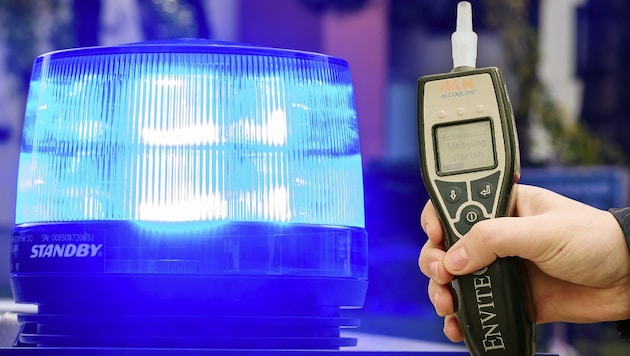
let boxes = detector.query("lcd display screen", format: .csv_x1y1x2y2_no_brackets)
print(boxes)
434,119,496,175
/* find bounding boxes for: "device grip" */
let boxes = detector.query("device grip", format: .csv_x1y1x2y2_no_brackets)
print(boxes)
450,256,534,355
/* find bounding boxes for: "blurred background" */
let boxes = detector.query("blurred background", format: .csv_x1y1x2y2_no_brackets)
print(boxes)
0,0,629,354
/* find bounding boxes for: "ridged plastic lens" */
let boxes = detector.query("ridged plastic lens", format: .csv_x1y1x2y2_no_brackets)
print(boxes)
16,41,364,229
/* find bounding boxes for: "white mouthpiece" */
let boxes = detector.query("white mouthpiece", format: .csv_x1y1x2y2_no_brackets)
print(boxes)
451,1,478,69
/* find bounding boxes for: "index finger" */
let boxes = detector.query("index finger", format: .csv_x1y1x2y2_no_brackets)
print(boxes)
420,199,445,245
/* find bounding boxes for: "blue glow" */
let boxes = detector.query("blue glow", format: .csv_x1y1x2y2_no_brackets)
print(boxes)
16,41,364,228
10,40,368,350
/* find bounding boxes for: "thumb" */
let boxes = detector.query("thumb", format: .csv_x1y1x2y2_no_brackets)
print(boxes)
443,216,545,275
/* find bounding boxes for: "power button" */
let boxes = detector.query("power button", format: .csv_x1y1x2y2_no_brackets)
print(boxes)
462,205,483,224
454,205,485,236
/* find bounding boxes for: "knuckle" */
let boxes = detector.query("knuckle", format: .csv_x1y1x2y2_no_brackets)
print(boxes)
469,220,497,245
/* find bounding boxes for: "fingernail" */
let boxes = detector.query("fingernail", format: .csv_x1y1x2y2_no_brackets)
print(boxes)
429,261,439,281
433,291,440,311
422,223,430,234
445,246,469,271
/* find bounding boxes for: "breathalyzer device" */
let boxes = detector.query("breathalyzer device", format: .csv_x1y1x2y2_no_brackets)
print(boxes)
417,2,535,355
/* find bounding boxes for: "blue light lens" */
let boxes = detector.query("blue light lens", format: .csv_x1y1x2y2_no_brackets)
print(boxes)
10,40,368,349
16,40,364,228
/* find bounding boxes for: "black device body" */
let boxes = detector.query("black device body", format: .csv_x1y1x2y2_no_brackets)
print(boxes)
418,67,535,355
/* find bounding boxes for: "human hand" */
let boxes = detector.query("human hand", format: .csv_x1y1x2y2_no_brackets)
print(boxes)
418,184,630,342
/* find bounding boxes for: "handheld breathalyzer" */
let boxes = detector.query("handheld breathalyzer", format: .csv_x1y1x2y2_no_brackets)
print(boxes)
417,2,535,355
